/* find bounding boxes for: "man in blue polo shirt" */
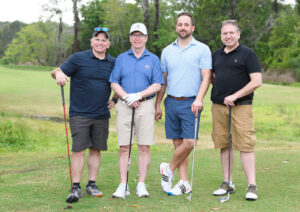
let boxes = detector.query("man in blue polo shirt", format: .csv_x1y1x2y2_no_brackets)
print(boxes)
51,27,117,203
156,12,212,196
109,23,164,198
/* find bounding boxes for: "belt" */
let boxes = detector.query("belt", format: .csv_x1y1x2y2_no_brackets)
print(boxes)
138,96,154,102
168,95,191,101
236,100,252,105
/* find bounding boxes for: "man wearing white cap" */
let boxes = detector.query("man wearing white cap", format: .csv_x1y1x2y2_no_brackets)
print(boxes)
109,23,164,198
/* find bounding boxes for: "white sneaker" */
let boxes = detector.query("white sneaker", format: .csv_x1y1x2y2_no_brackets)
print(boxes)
213,181,235,196
136,182,149,197
112,183,130,198
245,184,258,200
159,162,174,193
168,180,191,196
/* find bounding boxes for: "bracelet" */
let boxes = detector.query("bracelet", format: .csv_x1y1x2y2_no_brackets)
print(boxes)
112,97,118,104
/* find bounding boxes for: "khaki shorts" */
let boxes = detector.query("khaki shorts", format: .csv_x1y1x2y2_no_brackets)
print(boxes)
211,103,256,152
116,98,155,146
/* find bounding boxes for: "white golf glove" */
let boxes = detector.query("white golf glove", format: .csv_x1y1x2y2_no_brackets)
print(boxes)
124,92,142,106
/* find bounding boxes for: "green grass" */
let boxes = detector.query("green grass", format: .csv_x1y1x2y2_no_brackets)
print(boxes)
0,65,300,211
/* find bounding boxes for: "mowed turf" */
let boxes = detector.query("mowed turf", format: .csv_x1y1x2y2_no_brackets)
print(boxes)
0,65,300,211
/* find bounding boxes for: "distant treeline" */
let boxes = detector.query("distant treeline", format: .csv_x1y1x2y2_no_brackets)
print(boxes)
0,0,300,82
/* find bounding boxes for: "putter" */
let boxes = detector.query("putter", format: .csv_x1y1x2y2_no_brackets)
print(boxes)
123,107,135,200
220,105,232,203
187,115,198,201
61,86,73,191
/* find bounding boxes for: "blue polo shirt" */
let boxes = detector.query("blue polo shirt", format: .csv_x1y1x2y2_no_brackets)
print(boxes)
161,38,212,97
60,49,115,119
109,48,164,94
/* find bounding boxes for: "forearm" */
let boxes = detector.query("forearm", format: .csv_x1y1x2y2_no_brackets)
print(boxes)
51,67,62,79
111,83,127,99
155,84,166,107
140,83,161,98
196,69,211,101
232,73,262,99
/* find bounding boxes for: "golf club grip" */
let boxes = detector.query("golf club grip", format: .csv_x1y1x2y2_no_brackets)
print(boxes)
61,86,65,105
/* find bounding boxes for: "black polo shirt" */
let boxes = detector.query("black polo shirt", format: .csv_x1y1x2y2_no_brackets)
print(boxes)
211,44,261,104
60,49,115,119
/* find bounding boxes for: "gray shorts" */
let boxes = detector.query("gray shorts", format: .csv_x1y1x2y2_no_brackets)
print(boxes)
69,116,109,152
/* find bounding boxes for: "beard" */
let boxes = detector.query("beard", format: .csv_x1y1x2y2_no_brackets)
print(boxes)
177,30,192,39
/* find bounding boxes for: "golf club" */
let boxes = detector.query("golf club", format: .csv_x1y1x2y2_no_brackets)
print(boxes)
61,85,73,191
220,105,232,203
187,115,199,201
123,107,135,200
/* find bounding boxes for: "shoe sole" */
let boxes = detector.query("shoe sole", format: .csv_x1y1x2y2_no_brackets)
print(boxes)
213,190,235,196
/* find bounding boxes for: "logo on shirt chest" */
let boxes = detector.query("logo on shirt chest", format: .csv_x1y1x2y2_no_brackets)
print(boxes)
145,64,150,70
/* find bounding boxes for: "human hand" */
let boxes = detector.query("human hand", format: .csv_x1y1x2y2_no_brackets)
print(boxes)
155,105,162,121
124,92,142,106
224,94,237,106
191,99,203,117
107,100,115,110
56,71,70,86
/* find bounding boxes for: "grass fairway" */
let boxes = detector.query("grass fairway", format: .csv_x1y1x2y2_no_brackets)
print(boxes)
1,65,300,211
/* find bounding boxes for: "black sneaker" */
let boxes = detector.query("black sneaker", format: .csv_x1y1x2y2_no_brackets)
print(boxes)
246,184,258,200
66,186,83,203
86,183,103,197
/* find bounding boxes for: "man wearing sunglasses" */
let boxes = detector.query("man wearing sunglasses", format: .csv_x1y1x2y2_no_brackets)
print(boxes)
51,27,117,203
109,23,164,198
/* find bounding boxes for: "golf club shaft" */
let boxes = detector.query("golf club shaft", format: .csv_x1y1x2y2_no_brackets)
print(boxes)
188,116,198,200
61,86,73,190
125,107,135,197
228,106,232,193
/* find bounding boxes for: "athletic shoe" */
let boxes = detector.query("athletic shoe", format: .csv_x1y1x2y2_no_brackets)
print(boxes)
136,182,149,197
112,183,130,198
66,186,83,203
246,184,258,200
213,181,235,196
86,183,103,197
159,162,174,193
168,180,191,196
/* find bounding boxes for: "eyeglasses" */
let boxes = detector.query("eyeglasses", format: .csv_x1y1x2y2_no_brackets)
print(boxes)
94,27,109,32
130,34,145,38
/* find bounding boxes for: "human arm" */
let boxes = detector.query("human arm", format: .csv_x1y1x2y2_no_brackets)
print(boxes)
191,69,211,116
107,92,119,110
155,72,167,121
223,72,262,106
51,67,70,86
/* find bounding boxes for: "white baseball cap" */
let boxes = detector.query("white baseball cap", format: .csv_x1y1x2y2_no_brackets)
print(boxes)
130,23,147,35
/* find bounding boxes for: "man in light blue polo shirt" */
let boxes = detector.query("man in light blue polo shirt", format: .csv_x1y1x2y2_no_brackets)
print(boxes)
156,12,212,196
109,23,164,198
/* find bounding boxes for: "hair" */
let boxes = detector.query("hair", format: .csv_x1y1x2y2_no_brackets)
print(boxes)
176,12,194,26
221,19,240,32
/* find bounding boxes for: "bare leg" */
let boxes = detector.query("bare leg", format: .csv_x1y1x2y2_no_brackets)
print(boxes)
169,138,194,181
87,148,101,181
137,145,150,183
71,150,85,183
172,139,189,181
119,145,130,183
240,151,256,185
220,148,234,182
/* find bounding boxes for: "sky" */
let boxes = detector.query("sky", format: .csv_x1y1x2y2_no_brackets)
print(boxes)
0,0,297,25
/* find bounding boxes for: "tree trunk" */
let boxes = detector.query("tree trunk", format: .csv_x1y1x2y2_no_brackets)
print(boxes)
231,0,237,19
272,0,278,13
154,0,160,55
71,0,80,53
142,0,150,31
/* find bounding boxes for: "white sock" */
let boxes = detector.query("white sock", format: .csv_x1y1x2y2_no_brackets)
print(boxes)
166,165,174,175
138,182,145,186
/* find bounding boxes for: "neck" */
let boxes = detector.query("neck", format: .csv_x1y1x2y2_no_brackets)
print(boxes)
92,49,106,59
132,46,145,58
224,43,239,53
178,36,193,48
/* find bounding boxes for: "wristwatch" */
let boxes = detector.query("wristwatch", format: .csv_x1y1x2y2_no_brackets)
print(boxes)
112,97,118,104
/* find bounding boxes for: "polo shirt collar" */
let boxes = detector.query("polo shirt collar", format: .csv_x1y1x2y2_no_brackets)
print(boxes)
172,37,197,47
89,48,114,62
221,43,242,54
128,48,150,57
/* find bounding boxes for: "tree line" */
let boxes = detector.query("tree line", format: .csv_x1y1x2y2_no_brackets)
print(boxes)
1,0,300,82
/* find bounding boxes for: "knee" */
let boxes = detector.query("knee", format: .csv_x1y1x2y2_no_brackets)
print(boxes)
185,140,196,150
138,145,150,154
120,146,130,155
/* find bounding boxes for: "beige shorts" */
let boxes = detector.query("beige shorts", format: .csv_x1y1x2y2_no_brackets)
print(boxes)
211,103,256,152
116,98,155,146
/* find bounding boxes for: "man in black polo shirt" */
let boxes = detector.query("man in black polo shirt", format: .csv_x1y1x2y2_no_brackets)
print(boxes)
51,27,117,203
211,20,262,201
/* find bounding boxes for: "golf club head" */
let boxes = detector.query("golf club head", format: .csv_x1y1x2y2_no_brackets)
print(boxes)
187,195,192,201
219,193,230,203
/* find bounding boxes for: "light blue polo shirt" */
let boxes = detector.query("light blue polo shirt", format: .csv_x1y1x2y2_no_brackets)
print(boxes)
161,38,212,97
109,48,164,93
